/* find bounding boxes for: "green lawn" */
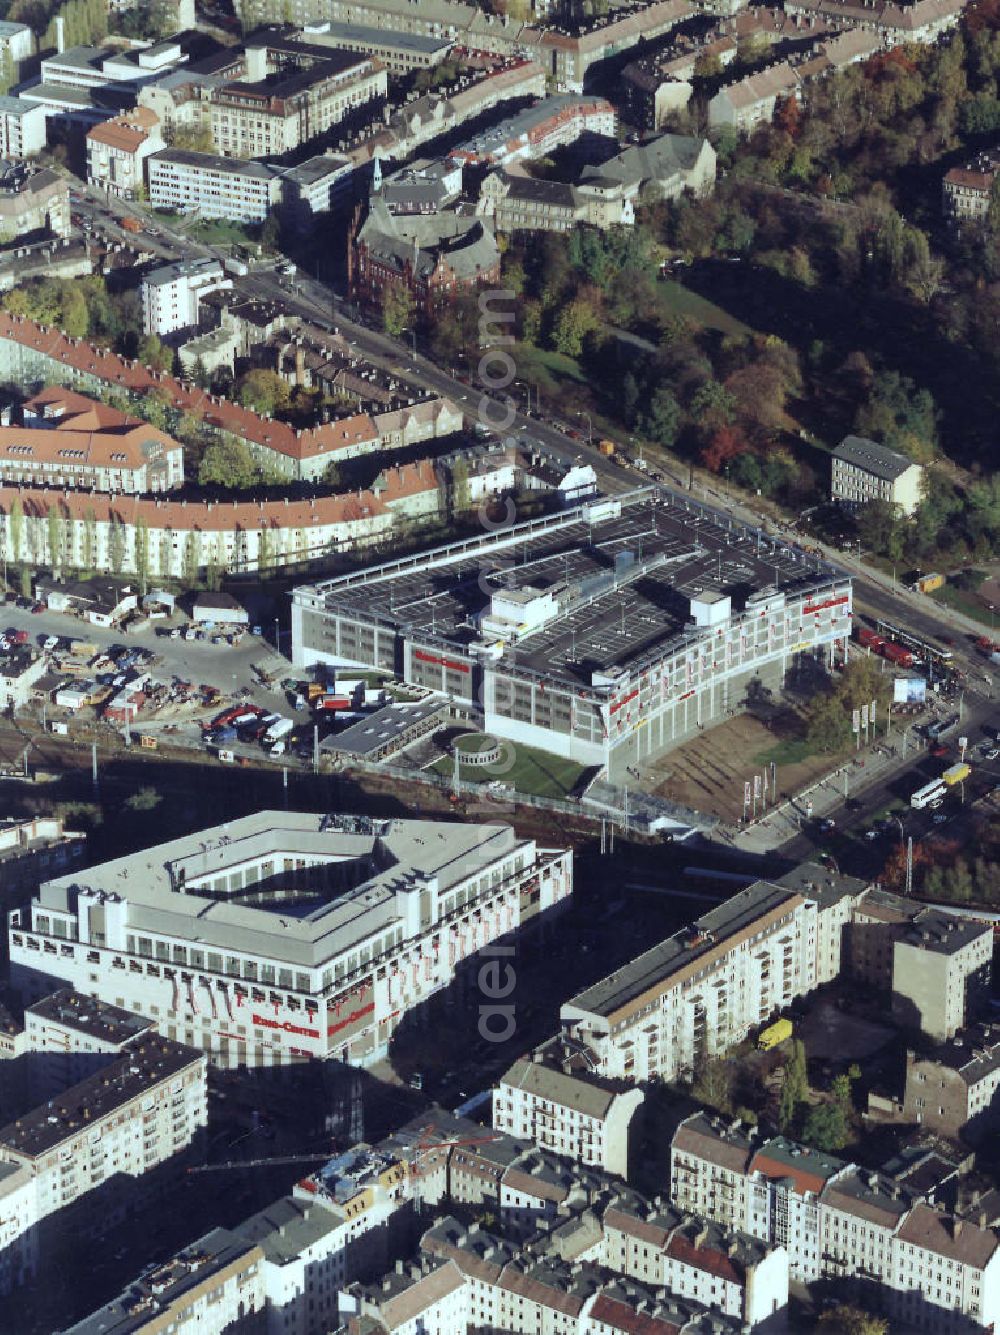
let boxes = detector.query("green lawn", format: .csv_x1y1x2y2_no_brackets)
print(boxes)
754,736,821,767
430,739,588,799
187,217,261,249
655,280,749,337
928,583,996,629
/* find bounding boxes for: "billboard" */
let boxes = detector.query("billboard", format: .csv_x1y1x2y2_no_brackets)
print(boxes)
893,676,927,704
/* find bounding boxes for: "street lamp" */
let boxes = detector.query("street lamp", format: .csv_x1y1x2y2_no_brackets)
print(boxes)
400,327,417,357
274,617,280,651
891,815,905,847
578,411,593,446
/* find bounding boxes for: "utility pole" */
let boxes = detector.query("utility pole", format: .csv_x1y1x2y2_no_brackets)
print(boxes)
91,742,98,791
313,725,319,775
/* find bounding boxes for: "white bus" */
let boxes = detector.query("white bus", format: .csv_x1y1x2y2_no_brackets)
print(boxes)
911,778,947,809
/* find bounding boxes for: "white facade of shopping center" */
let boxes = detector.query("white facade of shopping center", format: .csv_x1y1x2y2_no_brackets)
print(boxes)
9,812,571,1068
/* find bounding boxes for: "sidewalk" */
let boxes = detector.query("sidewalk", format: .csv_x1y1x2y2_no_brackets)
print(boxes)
723,734,923,854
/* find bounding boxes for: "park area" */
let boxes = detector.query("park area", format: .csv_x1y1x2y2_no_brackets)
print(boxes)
642,708,846,823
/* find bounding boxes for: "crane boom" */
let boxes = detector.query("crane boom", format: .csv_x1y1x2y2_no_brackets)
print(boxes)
187,1150,334,1174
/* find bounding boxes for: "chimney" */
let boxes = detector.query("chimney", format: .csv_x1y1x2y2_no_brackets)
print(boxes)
55,13,65,52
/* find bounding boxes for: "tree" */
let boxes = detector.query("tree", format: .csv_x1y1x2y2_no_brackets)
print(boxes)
642,388,682,448
126,786,162,812
551,295,600,358
46,505,63,571
83,507,97,572
380,282,414,338
238,370,290,418
134,517,149,591
778,1038,808,1131
857,499,905,560
691,1058,734,1115
198,437,260,489
61,285,89,339
801,1101,849,1152
137,334,172,373
260,211,281,253
108,516,126,575
701,425,749,474
816,1308,888,1335
9,497,22,563
182,531,199,586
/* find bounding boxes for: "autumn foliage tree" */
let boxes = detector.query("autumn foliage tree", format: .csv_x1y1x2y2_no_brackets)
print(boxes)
700,425,749,473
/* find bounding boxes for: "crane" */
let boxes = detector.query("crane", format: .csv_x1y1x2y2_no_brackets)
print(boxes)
186,1148,337,1174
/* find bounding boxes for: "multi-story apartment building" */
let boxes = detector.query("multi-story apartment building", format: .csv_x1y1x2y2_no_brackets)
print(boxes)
559,881,823,1083
0,384,184,493
0,1033,205,1285
140,258,231,337
85,107,163,199
63,1228,267,1334
280,152,354,230
831,434,924,517
0,163,69,242
600,1193,789,1327
671,1113,1000,1330
147,149,281,224
495,1046,644,1177
21,988,155,1102
943,153,1000,225
901,1024,1000,1141
849,891,992,1041
450,94,617,169
0,1160,38,1294
209,40,386,159
10,811,573,1068
0,96,47,158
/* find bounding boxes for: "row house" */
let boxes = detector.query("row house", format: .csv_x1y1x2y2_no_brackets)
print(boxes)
670,1114,1000,1329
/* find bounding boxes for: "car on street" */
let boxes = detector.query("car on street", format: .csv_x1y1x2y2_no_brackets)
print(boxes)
818,818,836,831
932,812,949,824
986,749,1000,761
864,829,881,841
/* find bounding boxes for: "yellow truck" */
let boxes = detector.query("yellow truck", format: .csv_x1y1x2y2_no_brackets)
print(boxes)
942,762,971,787
757,1018,793,1051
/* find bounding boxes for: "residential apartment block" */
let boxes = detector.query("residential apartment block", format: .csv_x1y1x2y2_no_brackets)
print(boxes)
0,384,184,493
670,1113,1000,1330
0,164,69,243
0,96,47,158
140,258,231,337
848,891,992,1040
10,811,572,1068
209,38,386,158
147,149,281,225
495,1047,644,1177
63,1228,267,1334
0,1033,206,1292
901,1024,1000,1141
559,879,829,1083
831,434,925,517
85,107,163,199
943,153,1000,225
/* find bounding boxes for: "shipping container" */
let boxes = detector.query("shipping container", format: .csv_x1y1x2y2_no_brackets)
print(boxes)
917,572,945,593
315,695,351,711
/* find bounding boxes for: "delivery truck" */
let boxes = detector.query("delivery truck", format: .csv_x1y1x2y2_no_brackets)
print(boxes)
757,1018,793,1050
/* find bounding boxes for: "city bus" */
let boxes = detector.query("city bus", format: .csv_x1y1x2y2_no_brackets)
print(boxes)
911,778,947,809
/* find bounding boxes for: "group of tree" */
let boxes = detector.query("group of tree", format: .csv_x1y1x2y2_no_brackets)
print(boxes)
778,1038,861,1152
805,656,893,754
882,817,1000,906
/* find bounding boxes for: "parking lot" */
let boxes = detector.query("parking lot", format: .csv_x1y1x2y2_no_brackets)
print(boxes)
1,602,283,707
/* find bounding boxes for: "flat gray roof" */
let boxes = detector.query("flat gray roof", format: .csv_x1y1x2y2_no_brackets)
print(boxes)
35,811,526,968
301,488,840,692
150,147,278,181
564,879,799,1020
320,697,449,759
306,22,452,53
